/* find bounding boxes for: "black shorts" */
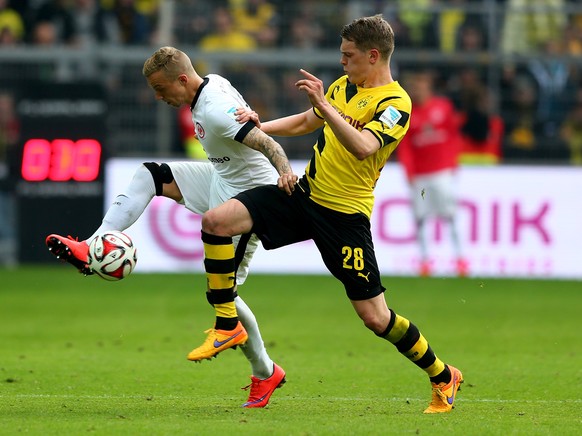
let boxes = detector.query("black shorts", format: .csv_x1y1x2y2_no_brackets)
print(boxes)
234,179,385,301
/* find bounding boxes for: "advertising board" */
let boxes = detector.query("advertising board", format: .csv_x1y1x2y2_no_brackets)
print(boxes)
106,159,582,279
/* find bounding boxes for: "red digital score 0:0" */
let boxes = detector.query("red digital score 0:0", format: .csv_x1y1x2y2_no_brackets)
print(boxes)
21,138,102,182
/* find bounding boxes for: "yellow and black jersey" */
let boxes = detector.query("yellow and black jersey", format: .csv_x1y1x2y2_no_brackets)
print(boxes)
306,75,411,218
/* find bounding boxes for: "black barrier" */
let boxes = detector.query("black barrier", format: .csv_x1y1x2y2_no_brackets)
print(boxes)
16,82,107,263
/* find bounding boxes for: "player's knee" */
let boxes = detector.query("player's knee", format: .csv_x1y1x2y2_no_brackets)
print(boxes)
361,316,388,335
201,209,222,234
202,201,251,236
355,305,391,335
142,162,174,196
131,164,153,187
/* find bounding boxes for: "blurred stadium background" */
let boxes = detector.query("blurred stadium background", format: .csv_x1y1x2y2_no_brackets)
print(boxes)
1,0,582,279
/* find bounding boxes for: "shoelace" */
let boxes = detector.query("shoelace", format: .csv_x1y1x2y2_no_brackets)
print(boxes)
241,377,261,400
200,329,216,346
432,385,447,399
427,383,451,408
188,329,217,359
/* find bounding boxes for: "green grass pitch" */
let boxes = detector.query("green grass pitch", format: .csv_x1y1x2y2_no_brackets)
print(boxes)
1,266,581,435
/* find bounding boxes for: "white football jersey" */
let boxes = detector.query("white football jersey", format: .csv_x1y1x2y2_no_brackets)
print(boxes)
190,74,277,190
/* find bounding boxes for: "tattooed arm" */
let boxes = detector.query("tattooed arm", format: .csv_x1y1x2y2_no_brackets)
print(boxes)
242,126,298,195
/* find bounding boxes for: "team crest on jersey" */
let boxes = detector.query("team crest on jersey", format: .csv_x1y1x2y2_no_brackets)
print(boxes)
357,96,372,109
195,122,205,139
379,105,402,129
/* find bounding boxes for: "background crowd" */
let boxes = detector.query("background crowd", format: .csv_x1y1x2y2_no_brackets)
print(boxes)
1,0,582,163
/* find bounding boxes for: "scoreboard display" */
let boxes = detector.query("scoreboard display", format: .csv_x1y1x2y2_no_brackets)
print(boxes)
16,82,107,262
21,138,102,183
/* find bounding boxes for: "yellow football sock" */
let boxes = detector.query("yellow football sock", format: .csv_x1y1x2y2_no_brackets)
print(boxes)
214,301,237,319
202,231,238,329
381,310,446,379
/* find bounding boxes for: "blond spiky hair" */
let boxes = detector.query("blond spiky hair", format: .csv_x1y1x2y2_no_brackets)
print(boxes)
142,46,195,78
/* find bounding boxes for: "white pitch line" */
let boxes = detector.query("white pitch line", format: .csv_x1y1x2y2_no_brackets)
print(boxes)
1,394,581,404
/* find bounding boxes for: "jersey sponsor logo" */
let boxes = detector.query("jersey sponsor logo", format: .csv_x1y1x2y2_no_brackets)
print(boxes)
208,156,231,163
225,106,238,120
336,106,366,131
195,122,206,139
379,105,402,129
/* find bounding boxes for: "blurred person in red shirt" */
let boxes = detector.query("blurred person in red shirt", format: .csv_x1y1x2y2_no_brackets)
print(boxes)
452,68,504,164
177,105,206,160
458,107,504,165
398,70,468,277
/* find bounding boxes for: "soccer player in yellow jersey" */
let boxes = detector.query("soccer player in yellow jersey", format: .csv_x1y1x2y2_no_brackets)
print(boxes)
190,14,463,414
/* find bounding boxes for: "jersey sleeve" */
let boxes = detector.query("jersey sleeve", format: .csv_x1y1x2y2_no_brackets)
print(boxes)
364,96,411,150
206,99,256,143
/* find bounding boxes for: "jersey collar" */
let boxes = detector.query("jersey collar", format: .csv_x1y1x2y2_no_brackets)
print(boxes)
190,77,210,111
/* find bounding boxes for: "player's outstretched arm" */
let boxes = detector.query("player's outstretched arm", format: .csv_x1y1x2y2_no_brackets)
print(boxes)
235,107,323,137
242,127,298,195
261,109,323,137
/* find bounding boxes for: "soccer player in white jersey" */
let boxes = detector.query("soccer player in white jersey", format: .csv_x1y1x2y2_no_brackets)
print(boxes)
45,46,296,408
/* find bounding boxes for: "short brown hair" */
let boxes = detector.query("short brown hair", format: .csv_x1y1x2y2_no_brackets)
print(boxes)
340,15,395,60
142,46,194,78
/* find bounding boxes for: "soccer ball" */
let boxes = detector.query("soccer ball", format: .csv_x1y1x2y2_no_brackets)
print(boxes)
87,231,137,281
